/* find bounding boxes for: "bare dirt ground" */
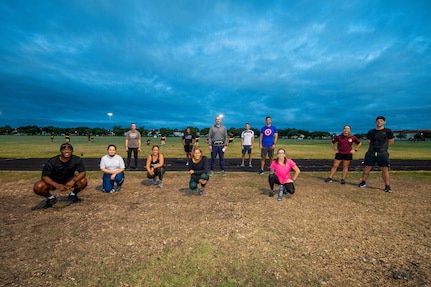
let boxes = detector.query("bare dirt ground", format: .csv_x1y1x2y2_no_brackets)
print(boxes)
1,171,430,286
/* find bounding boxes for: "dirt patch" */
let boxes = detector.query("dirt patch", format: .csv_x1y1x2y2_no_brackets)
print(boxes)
1,172,430,286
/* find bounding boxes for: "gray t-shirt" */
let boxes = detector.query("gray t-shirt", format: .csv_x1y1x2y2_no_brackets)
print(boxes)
126,130,141,148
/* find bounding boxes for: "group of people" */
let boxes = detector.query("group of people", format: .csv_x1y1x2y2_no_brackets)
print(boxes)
32,115,395,209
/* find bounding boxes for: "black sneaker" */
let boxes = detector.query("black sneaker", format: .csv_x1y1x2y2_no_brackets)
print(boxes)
340,179,346,184
68,194,82,203
324,178,332,183
384,185,392,193
43,197,57,209
268,191,275,197
358,181,367,188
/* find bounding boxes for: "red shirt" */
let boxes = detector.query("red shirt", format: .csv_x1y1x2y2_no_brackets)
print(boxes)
332,134,360,154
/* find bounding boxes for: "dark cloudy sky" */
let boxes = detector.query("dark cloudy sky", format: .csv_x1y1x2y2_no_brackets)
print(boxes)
1,0,430,133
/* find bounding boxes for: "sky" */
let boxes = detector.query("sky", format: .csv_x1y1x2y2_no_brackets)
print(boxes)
1,0,430,133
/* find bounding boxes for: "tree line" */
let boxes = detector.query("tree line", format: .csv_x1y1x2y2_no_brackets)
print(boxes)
1,125,430,140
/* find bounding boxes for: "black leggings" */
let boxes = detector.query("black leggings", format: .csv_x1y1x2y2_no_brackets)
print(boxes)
268,174,295,194
147,167,165,180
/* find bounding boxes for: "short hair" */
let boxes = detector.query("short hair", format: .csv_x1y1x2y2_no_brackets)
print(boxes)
376,116,386,121
107,144,117,150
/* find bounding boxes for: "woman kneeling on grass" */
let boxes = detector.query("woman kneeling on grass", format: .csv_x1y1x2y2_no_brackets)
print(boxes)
146,145,165,188
100,144,125,193
188,147,209,196
268,148,301,201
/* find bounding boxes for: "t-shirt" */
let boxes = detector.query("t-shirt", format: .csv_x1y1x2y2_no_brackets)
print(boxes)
182,134,195,146
241,129,254,146
42,155,86,184
332,134,361,154
100,154,125,171
269,158,297,184
126,130,141,148
367,128,394,153
260,125,278,147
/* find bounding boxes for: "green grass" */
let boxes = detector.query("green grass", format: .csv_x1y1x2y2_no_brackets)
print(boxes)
0,135,430,159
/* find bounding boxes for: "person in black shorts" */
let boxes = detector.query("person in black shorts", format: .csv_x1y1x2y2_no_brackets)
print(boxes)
324,125,362,184
33,143,87,209
182,127,195,166
358,116,395,192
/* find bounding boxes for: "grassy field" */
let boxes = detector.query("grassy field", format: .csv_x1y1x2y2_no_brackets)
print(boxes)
1,170,430,286
0,135,430,159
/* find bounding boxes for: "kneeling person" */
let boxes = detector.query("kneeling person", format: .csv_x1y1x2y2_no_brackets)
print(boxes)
100,144,125,193
268,148,300,201
146,145,165,188
33,143,87,209
188,148,209,196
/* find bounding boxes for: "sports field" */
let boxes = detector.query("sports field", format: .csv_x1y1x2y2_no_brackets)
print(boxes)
0,135,430,159
0,135,430,286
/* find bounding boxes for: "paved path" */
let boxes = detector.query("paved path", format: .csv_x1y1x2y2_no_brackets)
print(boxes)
1,158,431,172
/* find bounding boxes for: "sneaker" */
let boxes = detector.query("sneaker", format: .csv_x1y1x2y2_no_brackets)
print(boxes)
158,182,163,188
240,163,245,167
108,189,116,193
258,170,264,175
199,189,206,196
115,186,122,192
68,193,81,203
152,178,158,185
221,170,226,176
358,181,367,188
324,178,332,183
208,170,214,176
268,190,275,197
43,197,57,209
185,162,189,166
340,179,346,185
384,185,392,193
249,163,253,168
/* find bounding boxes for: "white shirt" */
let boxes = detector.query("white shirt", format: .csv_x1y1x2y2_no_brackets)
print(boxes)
241,129,254,146
100,154,125,171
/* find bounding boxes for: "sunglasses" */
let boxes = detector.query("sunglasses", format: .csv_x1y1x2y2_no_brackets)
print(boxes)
60,145,73,150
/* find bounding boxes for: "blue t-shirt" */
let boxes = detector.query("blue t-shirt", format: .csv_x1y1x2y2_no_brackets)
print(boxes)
260,125,278,147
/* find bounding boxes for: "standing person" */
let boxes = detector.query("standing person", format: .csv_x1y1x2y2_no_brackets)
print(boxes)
100,144,125,193
240,123,255,168
125,123,141,170
160,134,166,145
208,116,228,176
188,147,209,196
259,116,278,175
32,143,87,209
358,116,395,192
325,125,362,184
268,148,300,201
182,128,195,166
50,132,55,143
145,145,165,188
194,132,200,147
65,132,70,143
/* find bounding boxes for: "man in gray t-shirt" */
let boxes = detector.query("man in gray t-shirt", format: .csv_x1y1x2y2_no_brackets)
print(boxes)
208,116,228,176
125,123,141,169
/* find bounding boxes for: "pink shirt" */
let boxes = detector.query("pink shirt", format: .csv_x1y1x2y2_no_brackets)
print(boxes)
270,158,297,184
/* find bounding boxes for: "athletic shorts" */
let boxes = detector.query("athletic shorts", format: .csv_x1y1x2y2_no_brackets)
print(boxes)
363,151,390,167
335,153,353,161
242,145,252,155
184,145,193,153
261,146,274,158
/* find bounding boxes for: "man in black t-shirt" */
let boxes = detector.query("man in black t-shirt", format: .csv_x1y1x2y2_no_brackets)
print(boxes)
33,143,87,209
358,116,395,192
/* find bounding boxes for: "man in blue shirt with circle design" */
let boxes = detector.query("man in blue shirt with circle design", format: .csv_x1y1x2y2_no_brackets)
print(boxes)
259,116,278,175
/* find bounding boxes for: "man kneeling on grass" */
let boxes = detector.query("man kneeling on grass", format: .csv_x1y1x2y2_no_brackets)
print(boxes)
268,148,300,202
33,143,87,209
